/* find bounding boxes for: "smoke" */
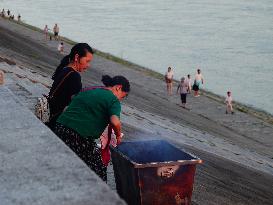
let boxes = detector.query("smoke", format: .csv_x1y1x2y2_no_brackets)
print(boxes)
116,140,196,164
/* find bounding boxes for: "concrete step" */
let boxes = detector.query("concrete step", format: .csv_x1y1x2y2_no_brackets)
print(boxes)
1,63,50,113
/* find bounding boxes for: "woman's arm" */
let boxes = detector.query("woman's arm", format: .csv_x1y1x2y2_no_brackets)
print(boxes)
110,115,122,145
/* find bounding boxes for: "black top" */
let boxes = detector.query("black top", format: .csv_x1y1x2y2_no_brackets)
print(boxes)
48,67,82,122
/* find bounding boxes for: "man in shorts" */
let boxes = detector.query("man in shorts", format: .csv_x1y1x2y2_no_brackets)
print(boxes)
53,23,60,40
194,68,204,97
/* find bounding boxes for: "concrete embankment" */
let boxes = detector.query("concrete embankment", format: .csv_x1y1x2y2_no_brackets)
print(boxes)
1,17,273,205
0,78,125,204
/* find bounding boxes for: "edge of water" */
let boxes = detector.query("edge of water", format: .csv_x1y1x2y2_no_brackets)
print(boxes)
6,18,273,125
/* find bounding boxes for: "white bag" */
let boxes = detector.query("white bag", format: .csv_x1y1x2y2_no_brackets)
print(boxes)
34,96,50,123
34,71,73,123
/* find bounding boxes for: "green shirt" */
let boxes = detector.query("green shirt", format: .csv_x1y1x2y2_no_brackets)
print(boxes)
57,88,121,139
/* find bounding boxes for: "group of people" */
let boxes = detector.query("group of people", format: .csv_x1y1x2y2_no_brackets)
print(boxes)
46,43,130,182
44,24,64,53
1,8,21,21
165,67,233,113
165,67,204,108
43,23,60,41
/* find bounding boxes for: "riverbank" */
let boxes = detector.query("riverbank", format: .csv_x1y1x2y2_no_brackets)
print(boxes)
1,17,273,205
6,17,273,125
4,16,273,125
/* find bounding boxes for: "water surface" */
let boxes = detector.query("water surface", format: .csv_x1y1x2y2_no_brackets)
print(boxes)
1,0,273,113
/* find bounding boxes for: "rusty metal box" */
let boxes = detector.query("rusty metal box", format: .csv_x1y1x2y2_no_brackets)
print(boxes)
111,140,202,205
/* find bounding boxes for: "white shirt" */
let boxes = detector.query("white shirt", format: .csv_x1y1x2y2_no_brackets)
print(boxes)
185,78,192,87
58,44,64,52
54,25,59,33
225,96,232,104
165,71,174,79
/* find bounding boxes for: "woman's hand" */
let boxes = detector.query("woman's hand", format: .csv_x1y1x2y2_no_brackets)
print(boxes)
110,115,122,142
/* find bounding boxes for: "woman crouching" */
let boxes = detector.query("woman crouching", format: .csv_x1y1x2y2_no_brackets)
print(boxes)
54,75,130,181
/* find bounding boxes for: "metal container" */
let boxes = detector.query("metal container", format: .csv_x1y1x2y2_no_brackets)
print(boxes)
111,140,202,205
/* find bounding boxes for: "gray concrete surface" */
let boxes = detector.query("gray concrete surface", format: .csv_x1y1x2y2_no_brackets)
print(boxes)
0,85,125,205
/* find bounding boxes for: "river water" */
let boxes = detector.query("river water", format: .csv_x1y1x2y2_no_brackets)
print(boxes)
1,0,273,114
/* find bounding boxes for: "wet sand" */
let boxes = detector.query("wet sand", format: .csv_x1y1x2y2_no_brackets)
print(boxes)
1,18,273,205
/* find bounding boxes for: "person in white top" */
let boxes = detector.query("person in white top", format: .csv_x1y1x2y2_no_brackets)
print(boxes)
58,42,64,53
1,9,6,17
53,23,60,40
165,66,174,95
225,91,234,114
177,77,189,108
193,68,204,97
185,74,192,93
44,25,49,40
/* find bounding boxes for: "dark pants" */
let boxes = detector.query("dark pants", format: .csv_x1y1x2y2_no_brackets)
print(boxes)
54,123,107,181
180,93,187,104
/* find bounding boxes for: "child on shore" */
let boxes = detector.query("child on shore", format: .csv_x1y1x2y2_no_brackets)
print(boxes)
185,74,192,93
17,14,21,22
225,91,234,114
58,42,64,54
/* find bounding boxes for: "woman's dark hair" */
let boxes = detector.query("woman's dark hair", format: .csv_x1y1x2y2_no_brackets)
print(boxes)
52,43,93,80
101,75,113,87
101,75,130,92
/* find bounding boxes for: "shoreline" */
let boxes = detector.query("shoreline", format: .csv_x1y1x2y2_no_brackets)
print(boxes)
8,18,273,125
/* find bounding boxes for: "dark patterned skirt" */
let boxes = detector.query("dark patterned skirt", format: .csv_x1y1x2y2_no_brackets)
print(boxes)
54,123,107,181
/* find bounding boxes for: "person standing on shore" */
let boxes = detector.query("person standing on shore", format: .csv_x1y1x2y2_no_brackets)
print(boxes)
46,43,94,130
54,75,130,182
7,9,10,17
177,77,189,109
43,25,49,40
1,9,6,17
53,23,60,40
185,74,192,93
225,91,234,114
17,14,21,22
165,66,174,95
194,68,204,97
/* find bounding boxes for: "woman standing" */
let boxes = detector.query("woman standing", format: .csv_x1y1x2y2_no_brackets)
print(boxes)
165,67,174,95
47,43,93,129
43,25,49,40
54,75,130,181
177,77,189,108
